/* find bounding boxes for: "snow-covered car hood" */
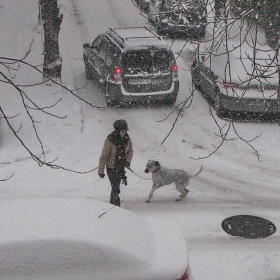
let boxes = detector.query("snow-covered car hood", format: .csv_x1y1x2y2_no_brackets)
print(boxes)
0,198,189,280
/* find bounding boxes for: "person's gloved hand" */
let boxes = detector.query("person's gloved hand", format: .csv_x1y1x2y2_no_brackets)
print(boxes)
124,161,130,168
98,173,105,178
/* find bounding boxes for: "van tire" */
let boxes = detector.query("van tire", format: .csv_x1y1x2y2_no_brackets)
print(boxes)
104,82,119,107
105,95,117,107
166,98,176,105
85,63,91,80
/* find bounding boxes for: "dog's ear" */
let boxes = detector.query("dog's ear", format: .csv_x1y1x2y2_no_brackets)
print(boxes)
155,161,160,166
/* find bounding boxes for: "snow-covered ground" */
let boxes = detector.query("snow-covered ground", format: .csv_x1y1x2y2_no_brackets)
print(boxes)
0,0,280,279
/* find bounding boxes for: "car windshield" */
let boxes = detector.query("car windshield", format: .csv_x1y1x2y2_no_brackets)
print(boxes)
123,50,170,74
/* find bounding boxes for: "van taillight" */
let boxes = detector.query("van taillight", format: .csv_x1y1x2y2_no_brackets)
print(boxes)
178,269,189,280
114,68,122,83
172,65,178,80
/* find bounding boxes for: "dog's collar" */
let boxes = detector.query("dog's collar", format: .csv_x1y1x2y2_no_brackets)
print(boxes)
153,166,161,173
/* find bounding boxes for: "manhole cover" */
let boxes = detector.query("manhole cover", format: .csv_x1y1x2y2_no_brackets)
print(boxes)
222,215,276,239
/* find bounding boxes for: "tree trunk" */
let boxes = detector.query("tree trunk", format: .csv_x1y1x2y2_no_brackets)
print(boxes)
40,0,63,80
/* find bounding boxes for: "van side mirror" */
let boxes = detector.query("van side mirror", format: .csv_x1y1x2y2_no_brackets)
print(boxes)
83,43,91,49
199,52,206,62
199,54,205,62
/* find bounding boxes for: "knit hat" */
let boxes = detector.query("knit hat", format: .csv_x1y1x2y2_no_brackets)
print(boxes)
113,119,129,131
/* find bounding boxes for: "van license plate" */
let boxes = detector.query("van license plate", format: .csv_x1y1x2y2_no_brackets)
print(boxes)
129,79,151,85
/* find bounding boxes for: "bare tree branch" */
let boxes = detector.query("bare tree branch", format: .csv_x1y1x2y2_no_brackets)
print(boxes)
0,173,14,182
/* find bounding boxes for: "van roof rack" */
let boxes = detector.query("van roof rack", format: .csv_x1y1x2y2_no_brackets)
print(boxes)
108,27,162,43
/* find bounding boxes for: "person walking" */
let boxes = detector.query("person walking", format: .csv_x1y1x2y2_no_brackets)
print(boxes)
98,120,133,206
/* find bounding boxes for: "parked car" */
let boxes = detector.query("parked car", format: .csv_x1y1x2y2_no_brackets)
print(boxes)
136,0,150,11
83,27,179,107
191,36,280,121
148,0,207,38
0,198,193,280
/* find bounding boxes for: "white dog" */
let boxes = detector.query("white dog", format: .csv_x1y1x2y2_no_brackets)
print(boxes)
144,160,203,202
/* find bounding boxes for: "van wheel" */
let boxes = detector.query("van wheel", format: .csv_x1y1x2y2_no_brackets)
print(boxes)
105,95,117,107
166,98,176,105
104,83,119,107
85,63,91,80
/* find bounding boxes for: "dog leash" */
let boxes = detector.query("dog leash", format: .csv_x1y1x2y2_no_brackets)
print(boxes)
127,167,151,180
94,165,151,181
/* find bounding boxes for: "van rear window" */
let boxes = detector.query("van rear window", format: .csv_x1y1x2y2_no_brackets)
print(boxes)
123,50,170,73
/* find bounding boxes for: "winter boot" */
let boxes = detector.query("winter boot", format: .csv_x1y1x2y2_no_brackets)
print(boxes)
110,193,121,207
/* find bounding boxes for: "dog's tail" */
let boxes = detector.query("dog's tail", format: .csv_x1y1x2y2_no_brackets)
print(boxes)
192,165,203,177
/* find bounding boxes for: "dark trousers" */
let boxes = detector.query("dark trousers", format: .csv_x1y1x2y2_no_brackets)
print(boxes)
106,167,123,206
